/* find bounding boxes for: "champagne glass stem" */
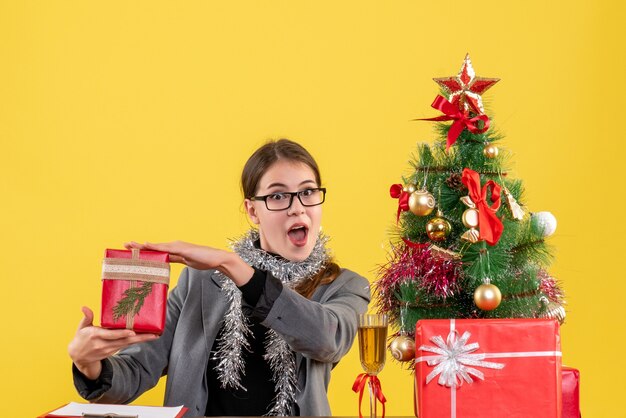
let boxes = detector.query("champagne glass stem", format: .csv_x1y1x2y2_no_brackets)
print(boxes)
368,378,376,418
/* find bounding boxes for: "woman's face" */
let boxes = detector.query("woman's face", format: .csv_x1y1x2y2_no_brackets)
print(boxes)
244,159,322,261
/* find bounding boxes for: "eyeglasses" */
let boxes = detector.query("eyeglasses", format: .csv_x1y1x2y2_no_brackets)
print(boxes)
250,187,326,211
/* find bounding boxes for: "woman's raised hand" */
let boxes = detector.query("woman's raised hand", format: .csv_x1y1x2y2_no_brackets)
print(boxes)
125,241,254,286
124,241,228,270
68,307,158,380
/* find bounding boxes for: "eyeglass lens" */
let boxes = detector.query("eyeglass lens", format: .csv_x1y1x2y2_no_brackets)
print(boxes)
266,189,325,210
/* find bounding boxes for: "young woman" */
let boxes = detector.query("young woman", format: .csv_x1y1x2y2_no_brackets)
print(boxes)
68,139,370,417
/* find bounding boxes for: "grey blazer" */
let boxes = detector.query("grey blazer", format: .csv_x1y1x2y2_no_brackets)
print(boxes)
92,267,370,417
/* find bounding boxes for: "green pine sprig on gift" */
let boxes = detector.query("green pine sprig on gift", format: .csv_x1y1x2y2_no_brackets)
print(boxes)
112,281,153,321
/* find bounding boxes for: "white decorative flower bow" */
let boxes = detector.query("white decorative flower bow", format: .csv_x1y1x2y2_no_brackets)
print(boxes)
419,330,505,387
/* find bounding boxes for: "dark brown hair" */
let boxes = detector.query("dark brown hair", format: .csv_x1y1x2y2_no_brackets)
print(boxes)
241,139,339,298
241,138,322,199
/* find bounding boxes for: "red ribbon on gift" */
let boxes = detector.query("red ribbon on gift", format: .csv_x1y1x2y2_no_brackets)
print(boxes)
352,373,386,418
415,95,490,151
461,168,503,246
390,184,410,223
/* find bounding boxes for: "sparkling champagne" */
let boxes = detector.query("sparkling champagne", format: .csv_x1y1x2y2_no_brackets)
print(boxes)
358,325,387,375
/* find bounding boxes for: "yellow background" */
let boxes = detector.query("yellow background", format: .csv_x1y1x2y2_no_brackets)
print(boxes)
1,1,624,417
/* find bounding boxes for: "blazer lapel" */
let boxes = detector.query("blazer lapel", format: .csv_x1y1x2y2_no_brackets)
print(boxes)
202,271,228,357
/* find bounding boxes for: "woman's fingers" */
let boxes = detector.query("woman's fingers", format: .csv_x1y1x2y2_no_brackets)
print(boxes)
78,328,158,353
94,327,138,340
124,241,148,250
82,334,158,361
87,326,159,343
118,333,159,347
124,241,182,254
70,306,159,375
99,333,159,355
77,306,94,331
144,241,181,253
123,241,196,256
143,242,196,264
122,240,211,267
168,254,186,264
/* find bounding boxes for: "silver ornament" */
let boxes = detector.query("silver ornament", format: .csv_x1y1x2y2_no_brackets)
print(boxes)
532,211,557,237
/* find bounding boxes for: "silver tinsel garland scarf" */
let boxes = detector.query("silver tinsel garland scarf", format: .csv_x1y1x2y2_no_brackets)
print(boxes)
213,229,331,416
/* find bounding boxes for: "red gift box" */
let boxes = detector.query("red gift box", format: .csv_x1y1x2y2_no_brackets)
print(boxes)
101,249,170,334
414,319,562,418
562,366,581,418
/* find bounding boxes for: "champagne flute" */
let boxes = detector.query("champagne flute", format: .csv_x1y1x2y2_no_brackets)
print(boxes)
358,313,388,418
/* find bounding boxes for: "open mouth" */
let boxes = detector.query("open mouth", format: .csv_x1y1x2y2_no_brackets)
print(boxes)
287,224,309,247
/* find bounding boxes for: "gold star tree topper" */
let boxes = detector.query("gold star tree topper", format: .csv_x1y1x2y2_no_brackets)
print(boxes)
434,53,499,115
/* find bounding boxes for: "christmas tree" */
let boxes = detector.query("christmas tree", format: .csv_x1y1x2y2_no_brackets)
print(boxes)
375,54,565,363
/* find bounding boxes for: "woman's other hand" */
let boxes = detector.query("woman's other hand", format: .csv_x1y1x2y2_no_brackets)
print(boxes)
124,241,227,270
124,241,254,286
67,307,158,380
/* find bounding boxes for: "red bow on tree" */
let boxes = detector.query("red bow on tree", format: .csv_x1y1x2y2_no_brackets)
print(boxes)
402,237,429,250
352,373,386,418
390,184,410,223
461,168,504,246
415,95,490,151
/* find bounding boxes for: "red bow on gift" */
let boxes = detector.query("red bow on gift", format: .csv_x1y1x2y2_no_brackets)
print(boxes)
390,184,410,223
352,373,386,418
461,168,503,246
415,95,490,151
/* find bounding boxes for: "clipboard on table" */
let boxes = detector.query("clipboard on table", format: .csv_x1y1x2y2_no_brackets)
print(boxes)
38,403,188,418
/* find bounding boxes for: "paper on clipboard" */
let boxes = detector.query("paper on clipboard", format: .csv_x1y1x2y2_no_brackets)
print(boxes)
46,402,185,418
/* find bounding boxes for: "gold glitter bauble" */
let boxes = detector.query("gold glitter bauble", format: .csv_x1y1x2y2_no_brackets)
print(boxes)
408,189,436,216
404,184,417,193
389,335,416,362
426,216,452,241
483,143,499,159
462,208,479,228
474,283,502,311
